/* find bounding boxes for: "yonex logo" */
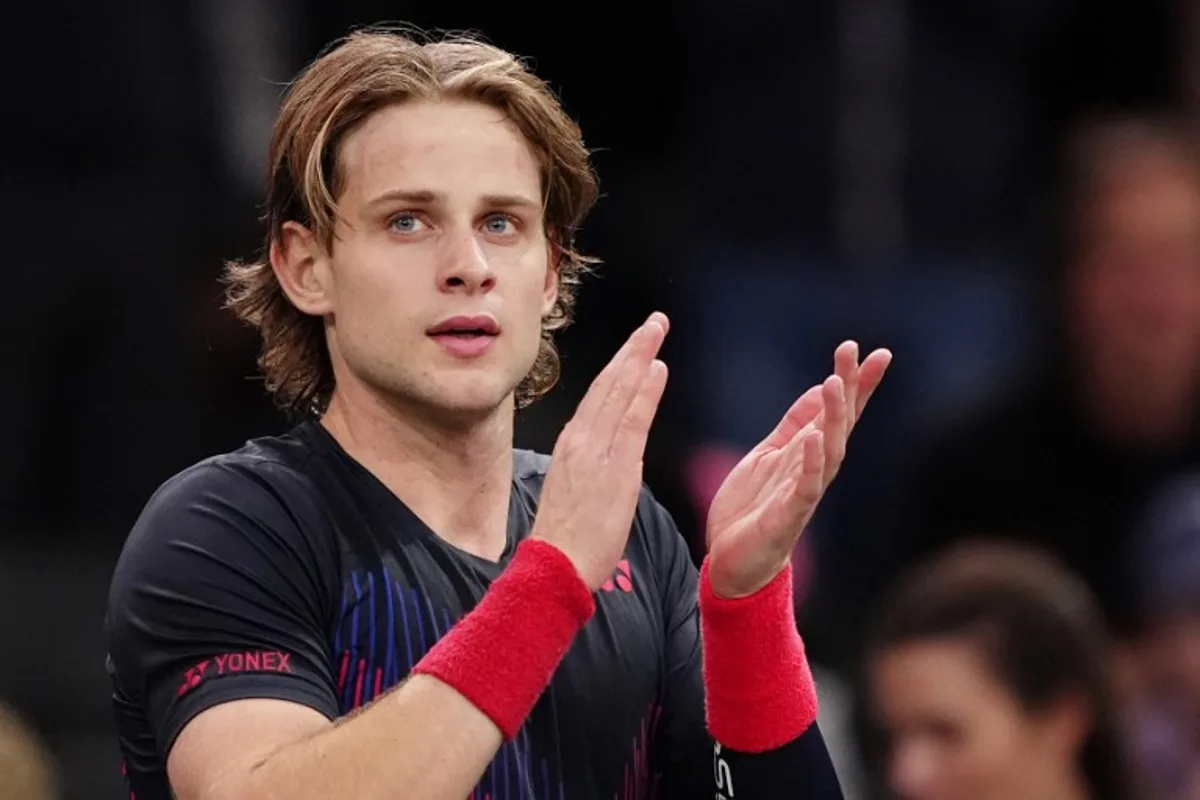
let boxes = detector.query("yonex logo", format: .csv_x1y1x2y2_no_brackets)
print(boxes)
176,651,293,697
177,660,210,696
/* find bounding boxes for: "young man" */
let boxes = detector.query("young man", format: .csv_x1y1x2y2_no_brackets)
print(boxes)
106,30,890,799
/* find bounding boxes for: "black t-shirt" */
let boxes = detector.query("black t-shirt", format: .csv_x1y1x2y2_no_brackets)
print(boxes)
106,422,842,798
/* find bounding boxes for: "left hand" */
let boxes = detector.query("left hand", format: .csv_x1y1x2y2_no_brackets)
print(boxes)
705,341,892,598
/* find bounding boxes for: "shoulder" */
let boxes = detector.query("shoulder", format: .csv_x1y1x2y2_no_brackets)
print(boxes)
112,431,337,611
134,429,325,536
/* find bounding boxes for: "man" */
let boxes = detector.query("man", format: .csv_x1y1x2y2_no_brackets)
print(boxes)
106,29,890,799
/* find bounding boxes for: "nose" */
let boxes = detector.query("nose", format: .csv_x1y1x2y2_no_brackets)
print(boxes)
889,742,940,799
438,232,496,294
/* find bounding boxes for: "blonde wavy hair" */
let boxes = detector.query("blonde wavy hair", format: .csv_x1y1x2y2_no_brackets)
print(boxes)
224,28,599,415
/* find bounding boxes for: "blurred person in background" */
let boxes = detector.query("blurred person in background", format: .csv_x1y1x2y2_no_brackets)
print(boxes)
898,114,1200,639
0,704,58,800
867,542,1140,800
1126,471,1200,799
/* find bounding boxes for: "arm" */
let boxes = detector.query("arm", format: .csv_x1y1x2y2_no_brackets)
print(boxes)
645,498,843,799
107,462,590,800
111,315,671,800
170,677,502,800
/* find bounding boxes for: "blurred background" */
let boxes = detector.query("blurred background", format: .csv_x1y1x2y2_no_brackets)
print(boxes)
2,0,1199,797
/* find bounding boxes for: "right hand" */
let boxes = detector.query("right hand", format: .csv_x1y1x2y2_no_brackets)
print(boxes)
531,312,670,589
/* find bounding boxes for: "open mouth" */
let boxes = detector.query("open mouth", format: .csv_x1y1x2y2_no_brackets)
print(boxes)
427,315,500,357
437,328,492,338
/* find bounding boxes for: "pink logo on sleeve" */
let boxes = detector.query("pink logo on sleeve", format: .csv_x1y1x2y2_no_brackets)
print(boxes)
176,651,293,697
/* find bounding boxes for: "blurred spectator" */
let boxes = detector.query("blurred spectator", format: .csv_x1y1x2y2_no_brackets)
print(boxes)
0,704,58,800
1127,472,1200,799
866,542,1139,800
897,114,1200,638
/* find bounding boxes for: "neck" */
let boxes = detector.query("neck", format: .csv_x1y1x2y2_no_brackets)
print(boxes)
320,382,516,561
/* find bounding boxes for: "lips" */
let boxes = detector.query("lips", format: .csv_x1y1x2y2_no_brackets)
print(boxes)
427,314,500,359
426,315,500,337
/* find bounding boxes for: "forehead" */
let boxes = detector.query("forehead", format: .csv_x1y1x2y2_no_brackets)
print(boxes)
876,640,1014,713
337,99,542,206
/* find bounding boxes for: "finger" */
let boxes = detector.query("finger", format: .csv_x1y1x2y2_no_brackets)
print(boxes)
834,340,860,432
611,359,669,463
819,374,848,482
761,428,826,539
786,429,827,525
592,323,668,449
762,416,817,508
852,348,893,420
573,312,668,429
760,384,824,450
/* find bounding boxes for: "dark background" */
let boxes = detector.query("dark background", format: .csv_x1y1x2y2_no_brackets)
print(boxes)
1,1,1196,797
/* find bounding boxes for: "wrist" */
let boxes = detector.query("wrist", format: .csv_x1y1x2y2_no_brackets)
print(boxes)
412,538,595,738
699,557,818,753
527,532,609,591
513,538,596,613
706,552,793,599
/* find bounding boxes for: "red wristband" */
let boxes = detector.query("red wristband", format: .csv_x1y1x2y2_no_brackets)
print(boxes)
412,539,595,739
699,558,818,753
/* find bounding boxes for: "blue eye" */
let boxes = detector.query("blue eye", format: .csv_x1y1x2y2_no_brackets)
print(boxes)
484,215,516,235
390,213,424,233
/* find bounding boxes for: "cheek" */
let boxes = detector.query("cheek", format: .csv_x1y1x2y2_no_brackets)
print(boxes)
952,709,1049,800
959,720,1024,779
328,250,423,351
889,732,990,799
505,251,555,331
883,706,1031,799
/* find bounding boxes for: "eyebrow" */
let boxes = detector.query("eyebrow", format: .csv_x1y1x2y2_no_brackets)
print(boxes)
363,188,543,213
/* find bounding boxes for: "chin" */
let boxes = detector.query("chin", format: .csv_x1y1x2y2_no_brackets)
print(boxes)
421,372,518,417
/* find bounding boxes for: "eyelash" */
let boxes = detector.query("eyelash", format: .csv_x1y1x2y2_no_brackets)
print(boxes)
483,213,520,234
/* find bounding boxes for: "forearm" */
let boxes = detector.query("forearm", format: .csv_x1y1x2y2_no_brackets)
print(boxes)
224,675,501,800
205,539,594,800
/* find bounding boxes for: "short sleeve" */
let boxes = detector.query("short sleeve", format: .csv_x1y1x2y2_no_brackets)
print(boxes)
105,458,342,757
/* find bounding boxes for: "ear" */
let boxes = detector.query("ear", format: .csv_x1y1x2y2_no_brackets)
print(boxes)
541,236,562,318
271,221,335,316
1038,691,1093,760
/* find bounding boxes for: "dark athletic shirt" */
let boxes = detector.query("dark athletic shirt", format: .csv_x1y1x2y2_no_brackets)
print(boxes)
106,421,842,798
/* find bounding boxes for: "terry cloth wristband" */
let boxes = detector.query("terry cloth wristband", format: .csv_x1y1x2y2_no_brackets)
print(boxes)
412,538,595,739
699,558,819,753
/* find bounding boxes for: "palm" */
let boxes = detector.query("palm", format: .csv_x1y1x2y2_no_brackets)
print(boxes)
705,342,892,598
